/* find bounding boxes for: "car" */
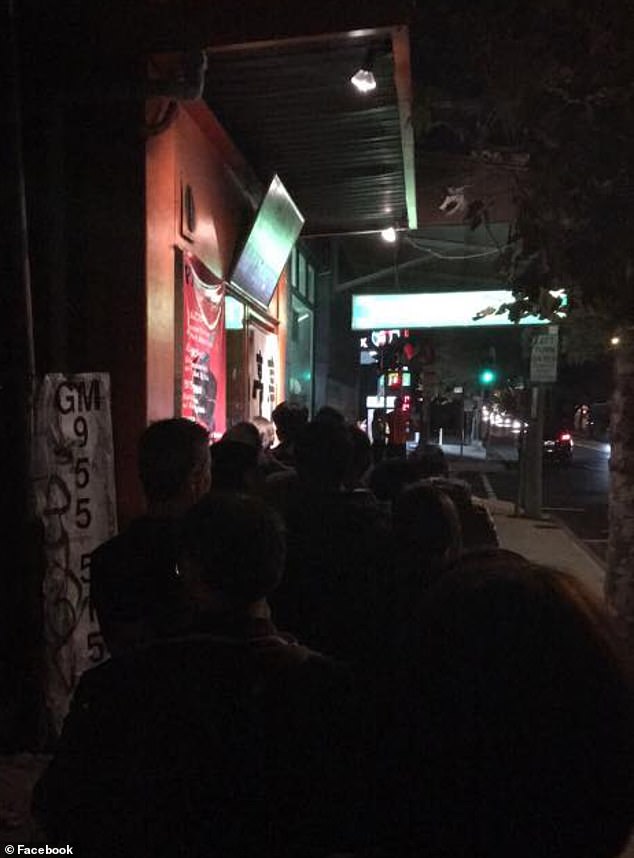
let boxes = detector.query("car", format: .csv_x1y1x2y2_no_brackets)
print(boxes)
543,425,573,464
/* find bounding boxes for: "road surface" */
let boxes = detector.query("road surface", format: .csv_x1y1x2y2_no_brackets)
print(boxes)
455,435,610,565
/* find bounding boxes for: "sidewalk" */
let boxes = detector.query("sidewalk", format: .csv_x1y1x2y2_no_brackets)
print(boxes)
485,497,605,600
443,442,606,601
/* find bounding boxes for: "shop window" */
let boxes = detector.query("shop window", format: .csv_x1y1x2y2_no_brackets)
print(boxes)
225,296,246,428
225,295,244,330
298,253,307,298
287,294,313,412
290,247,298,290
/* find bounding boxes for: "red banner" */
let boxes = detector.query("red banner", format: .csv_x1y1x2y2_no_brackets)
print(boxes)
182,257,226,439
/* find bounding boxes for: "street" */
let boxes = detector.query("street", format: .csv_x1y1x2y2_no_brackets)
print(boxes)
454,434,611,566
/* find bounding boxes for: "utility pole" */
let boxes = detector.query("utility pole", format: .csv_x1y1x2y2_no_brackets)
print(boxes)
3,0,45,748
522,386,546,518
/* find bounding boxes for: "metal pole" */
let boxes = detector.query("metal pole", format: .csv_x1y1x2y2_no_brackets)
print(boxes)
523,386,546,519
3,0,43,749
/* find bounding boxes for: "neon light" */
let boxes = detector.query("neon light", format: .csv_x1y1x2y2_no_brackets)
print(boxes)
351,291,554,330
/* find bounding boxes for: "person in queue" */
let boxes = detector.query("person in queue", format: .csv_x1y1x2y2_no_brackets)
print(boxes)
35,493,361,857
251,415,289,476
270,401,308,468
269,418,390,664
209,422,262,497
375,549,634,858
90,417,210,655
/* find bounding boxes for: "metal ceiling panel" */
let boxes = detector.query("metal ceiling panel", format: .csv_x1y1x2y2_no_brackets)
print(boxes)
205,30,416,236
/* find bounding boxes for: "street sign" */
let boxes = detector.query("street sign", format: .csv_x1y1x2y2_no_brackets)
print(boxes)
530,326,559,384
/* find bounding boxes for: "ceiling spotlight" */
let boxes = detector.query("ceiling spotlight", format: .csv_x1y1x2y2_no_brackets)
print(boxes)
381,226,397,243
350,66,376,93
611,336,621,346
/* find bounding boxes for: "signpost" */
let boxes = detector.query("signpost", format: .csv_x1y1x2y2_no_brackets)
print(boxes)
522,326,559,518
530,325,559,384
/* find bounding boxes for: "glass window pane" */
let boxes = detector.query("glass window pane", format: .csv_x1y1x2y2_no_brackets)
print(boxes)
226,297,246,427
225,295,244,330
290,247,297,289
287,295,313,413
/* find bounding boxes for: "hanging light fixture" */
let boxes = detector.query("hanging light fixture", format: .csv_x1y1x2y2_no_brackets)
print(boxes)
350,47,377,93
350,65,376,93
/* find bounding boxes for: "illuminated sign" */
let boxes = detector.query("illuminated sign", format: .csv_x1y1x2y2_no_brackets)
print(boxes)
351,291,554,330
378,371,412,396
359,328,412,366
359,329,406,350
371,329,406,348
386,370,412,389
230,174,304,308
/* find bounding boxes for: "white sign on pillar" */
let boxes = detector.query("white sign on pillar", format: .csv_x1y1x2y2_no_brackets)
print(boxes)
530,325,559,384
32,373,117,733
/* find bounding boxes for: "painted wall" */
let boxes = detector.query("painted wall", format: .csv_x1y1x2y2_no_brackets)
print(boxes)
145,98,291,489
146,100,251,425
33,99,149,527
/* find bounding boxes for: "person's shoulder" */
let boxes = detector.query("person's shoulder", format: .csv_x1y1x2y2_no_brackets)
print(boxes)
265,467,298,486
91,529,126,563
92,517,178,565
262,646,357,714
336,489,390,529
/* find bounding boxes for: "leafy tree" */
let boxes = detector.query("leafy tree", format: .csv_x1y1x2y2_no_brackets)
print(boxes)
411,0,634,635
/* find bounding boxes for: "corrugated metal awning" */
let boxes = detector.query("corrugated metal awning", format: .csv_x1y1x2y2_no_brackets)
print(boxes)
204,27,417,236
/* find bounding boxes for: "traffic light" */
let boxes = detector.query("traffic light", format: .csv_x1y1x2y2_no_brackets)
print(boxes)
479,368,497,386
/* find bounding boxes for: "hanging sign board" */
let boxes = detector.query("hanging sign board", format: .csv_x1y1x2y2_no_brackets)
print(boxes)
181,256,227,440
32,373,117,734
530,326,559,383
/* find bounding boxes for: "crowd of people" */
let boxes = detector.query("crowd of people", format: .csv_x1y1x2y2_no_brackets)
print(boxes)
33,405,634,857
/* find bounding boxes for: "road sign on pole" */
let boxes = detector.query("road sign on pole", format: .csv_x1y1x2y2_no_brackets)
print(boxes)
530,325,559,384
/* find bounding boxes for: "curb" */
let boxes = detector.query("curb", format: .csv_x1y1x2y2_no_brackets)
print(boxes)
547,511,608,573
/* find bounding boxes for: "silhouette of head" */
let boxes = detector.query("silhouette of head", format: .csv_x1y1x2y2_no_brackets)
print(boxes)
251,416,276,451
138,418,210,509
223,421,262,450
314,405,346,427
385,549,634,858
295,420,353,491
368,458,421,504
392,480,462,571
179,493,286,608
210,438,260,495
271,401,308,443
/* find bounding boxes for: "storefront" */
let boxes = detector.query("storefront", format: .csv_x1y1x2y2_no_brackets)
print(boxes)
146,101,300,440
225,292,284,426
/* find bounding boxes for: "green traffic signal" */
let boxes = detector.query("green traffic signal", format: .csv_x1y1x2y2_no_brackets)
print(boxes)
479,368,497,385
